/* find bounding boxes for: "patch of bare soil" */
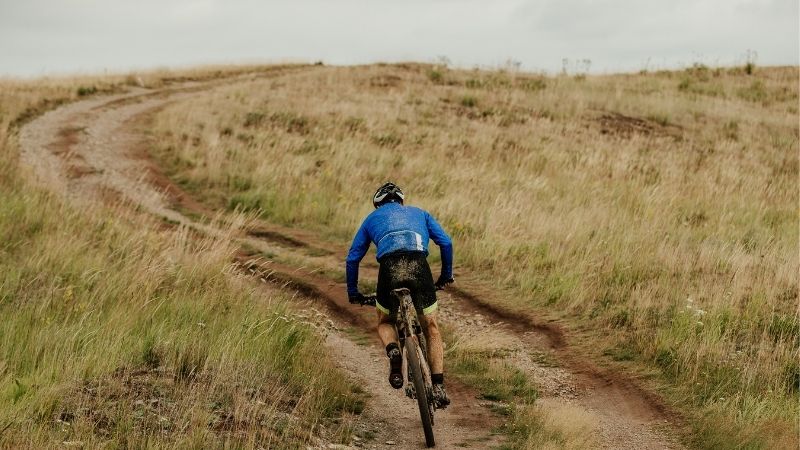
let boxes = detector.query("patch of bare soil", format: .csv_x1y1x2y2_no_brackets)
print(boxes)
369,74,403,88
594,111,682,139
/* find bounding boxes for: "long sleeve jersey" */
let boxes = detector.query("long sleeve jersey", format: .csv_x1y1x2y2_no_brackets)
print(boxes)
345,202,453,296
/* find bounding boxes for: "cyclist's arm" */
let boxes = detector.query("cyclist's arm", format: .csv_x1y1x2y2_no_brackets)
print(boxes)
425,212,453,279
346,223,371,296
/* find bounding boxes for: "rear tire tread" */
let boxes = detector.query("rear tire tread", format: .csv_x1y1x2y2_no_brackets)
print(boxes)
406,337,435,447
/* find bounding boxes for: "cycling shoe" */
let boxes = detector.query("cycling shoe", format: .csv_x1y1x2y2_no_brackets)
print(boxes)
388,348,404,389
432,384,450,408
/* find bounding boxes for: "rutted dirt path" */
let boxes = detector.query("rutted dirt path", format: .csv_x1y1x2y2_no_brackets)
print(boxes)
17,73,503,449
18,73,685,449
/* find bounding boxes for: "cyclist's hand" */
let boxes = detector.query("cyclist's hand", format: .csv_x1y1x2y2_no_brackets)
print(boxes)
349,292,367,304
435,275,454,290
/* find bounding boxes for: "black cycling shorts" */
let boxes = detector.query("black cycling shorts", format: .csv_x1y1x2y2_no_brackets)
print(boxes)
376,251,438,317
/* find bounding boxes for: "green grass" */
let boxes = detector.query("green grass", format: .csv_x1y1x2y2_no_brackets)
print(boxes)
146,63,799,449
0,68,361,449
443,326,552,447
343,327,372,347
0,180,361,448
450,349,537,404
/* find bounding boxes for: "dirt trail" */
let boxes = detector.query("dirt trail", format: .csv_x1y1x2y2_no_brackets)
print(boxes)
18,74,685,449
17,75,503,449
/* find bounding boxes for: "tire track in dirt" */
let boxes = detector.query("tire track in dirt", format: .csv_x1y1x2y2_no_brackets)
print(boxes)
17,73,505,449
208,208,686,448
235,246,686,449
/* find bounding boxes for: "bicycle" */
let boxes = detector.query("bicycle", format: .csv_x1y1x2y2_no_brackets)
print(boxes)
359,287,438,447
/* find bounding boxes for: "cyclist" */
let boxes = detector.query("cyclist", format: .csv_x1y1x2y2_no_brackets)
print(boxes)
346,182,454,408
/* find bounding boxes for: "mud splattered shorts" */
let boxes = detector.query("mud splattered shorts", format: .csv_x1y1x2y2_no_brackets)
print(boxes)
376,251,438,317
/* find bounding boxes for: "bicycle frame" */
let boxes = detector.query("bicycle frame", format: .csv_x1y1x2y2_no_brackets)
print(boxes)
395,292,429,368
358,287,437,447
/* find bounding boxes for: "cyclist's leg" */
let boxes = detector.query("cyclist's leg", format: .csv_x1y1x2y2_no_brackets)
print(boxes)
421,311,449,406
377,309,404,389
406,253,440,372
376,309,398,348
376,254,404,389
409,255,450,406
420,312,443,374
375,254,400,348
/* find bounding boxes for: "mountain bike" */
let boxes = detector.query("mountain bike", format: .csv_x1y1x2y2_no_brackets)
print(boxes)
359,288,437,447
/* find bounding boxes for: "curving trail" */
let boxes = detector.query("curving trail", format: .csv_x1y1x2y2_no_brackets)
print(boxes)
18,71,685,449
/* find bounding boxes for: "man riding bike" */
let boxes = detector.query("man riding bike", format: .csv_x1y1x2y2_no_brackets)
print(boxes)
346,182,454,408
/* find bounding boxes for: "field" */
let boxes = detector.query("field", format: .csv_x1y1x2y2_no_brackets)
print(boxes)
0,62,797,449
150,63,799,448
0,69,362,448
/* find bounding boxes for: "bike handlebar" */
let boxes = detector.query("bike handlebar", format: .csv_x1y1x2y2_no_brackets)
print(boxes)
355,284,448,307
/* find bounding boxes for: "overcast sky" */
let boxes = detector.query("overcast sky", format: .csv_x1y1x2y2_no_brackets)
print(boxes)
0,0,797,77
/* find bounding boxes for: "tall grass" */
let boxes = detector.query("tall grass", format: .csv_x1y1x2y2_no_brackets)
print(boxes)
0,69,359,448
151,63,799,448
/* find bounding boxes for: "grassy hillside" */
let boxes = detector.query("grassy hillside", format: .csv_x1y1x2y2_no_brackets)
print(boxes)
150,63,799,448
0,69,362,448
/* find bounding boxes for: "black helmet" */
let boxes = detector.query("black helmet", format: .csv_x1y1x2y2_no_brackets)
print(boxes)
373,182,405,208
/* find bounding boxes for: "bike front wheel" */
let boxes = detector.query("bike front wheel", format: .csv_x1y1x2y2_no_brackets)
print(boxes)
406,336,435,447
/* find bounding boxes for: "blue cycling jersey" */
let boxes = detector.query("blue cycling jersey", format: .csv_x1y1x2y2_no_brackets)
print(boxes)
346,202,453,296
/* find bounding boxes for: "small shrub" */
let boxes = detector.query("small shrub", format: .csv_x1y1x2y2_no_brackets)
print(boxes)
141,336,161,368
11,378,28,404
294,139,319,154
228,190,268,213
744,49,757,75
723,120,739,140
519,78,547,92
243,111,266,127
236,133,254,144
372,132,402,148
460,96,478,108
647,113,670,127
174,342,208,382
343,116,365,133
427,69,443,84
782,361,800,393
76,86,97,97
737,81,768,103
227,174,252,191
686,63,711,81
124,74,144,87
603,344,636,361
609,308,631,328
270,111,310,134
655,347,677,373
465,79,483,89
679,210,708,227
767,314,799,344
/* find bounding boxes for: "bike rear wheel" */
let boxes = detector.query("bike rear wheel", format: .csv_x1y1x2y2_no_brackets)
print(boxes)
406,336,435,447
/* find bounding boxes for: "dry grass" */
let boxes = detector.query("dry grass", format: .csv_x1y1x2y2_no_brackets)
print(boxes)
508,401,599,450
0,68,362,448
150,63,799,448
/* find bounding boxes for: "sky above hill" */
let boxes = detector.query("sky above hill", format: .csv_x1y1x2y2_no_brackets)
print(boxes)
0,0,797,76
